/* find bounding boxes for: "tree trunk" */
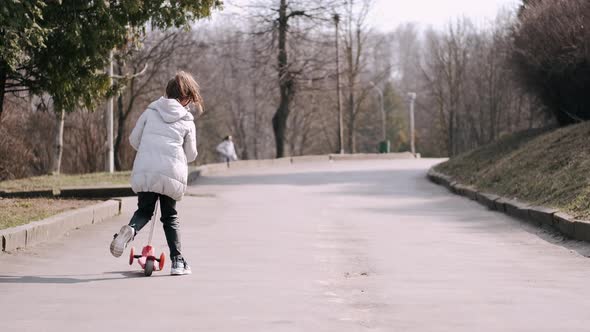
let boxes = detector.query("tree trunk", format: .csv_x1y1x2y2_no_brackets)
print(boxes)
273,81,293,158
252,78,259,160
114,92,125,171
272,0,293,158
0,60,7,122
347,91,356,153
50,111,65,175
114,59,124,171
454,109,456,158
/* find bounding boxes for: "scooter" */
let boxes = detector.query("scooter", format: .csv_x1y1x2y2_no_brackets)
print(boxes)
129,200,166,276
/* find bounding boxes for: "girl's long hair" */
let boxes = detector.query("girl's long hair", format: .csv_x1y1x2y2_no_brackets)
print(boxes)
166,71,204,114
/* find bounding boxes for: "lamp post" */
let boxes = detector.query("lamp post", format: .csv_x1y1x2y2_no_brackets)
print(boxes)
369,81,386,142
408,92,416,156
333,13,344,154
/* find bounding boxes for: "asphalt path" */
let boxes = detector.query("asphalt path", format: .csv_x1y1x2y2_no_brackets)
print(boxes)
2,159,590,331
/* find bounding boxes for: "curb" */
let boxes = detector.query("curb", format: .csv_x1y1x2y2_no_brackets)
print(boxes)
292,155,331,163
427,168,585,241
0,199,122,252
1,186,135,199
188,166,206,183
0,189,54,198
58,186,134,198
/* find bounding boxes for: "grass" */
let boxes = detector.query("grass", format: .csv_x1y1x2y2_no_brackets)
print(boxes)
0,171,129,230
435,122,590,219
0,171,131,192
0,198,97,230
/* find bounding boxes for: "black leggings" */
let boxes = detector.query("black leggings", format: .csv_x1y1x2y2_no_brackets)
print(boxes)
128,192,182,258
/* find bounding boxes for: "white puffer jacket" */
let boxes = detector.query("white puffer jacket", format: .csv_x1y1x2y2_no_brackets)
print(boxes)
216,140,238,161
129,97,198,201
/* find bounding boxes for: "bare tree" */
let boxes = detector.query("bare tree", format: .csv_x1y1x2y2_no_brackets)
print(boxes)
416,12,552,157
422,19,474,156
341,0,373,153
245,0,336,157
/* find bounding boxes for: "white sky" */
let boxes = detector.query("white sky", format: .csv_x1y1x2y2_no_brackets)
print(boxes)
214,0,521,31
367,0,520,30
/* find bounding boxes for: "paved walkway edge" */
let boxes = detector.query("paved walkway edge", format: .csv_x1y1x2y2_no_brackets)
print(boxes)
0,199,121,252
427,167,590,242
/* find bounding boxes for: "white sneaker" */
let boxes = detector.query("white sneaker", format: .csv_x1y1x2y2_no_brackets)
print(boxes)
110,225,134,257
184,261,192,275
171,257,191,275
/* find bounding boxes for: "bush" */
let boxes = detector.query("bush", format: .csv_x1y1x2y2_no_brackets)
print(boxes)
513,0,590,125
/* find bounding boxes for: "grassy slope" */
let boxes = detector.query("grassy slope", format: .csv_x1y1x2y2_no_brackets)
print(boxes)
435,122,590,219
0,198,97,230
0,171,131,191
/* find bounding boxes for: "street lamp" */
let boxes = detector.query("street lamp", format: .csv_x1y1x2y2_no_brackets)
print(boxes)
407,92,417,156
333,13,344,154
369,81,386,142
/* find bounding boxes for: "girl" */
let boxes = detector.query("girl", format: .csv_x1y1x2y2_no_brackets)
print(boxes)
110,71,202,276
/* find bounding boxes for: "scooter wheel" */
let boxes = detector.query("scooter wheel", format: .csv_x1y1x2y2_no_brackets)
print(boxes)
129,247,135,265
159,252,166,271
144,259,154,277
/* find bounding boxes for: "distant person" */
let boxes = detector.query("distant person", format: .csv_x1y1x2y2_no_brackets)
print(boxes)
216,135,238,166
110,71,202,276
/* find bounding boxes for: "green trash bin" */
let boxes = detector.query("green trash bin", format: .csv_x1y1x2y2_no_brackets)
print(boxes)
378,140,390,154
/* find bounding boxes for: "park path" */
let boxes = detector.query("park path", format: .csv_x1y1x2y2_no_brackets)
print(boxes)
2,159,590,331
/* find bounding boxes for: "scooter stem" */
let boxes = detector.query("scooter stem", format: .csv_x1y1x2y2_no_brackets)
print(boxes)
147,200,159,246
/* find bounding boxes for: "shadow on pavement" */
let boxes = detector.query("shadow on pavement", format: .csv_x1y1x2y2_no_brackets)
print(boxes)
0,271,168,284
